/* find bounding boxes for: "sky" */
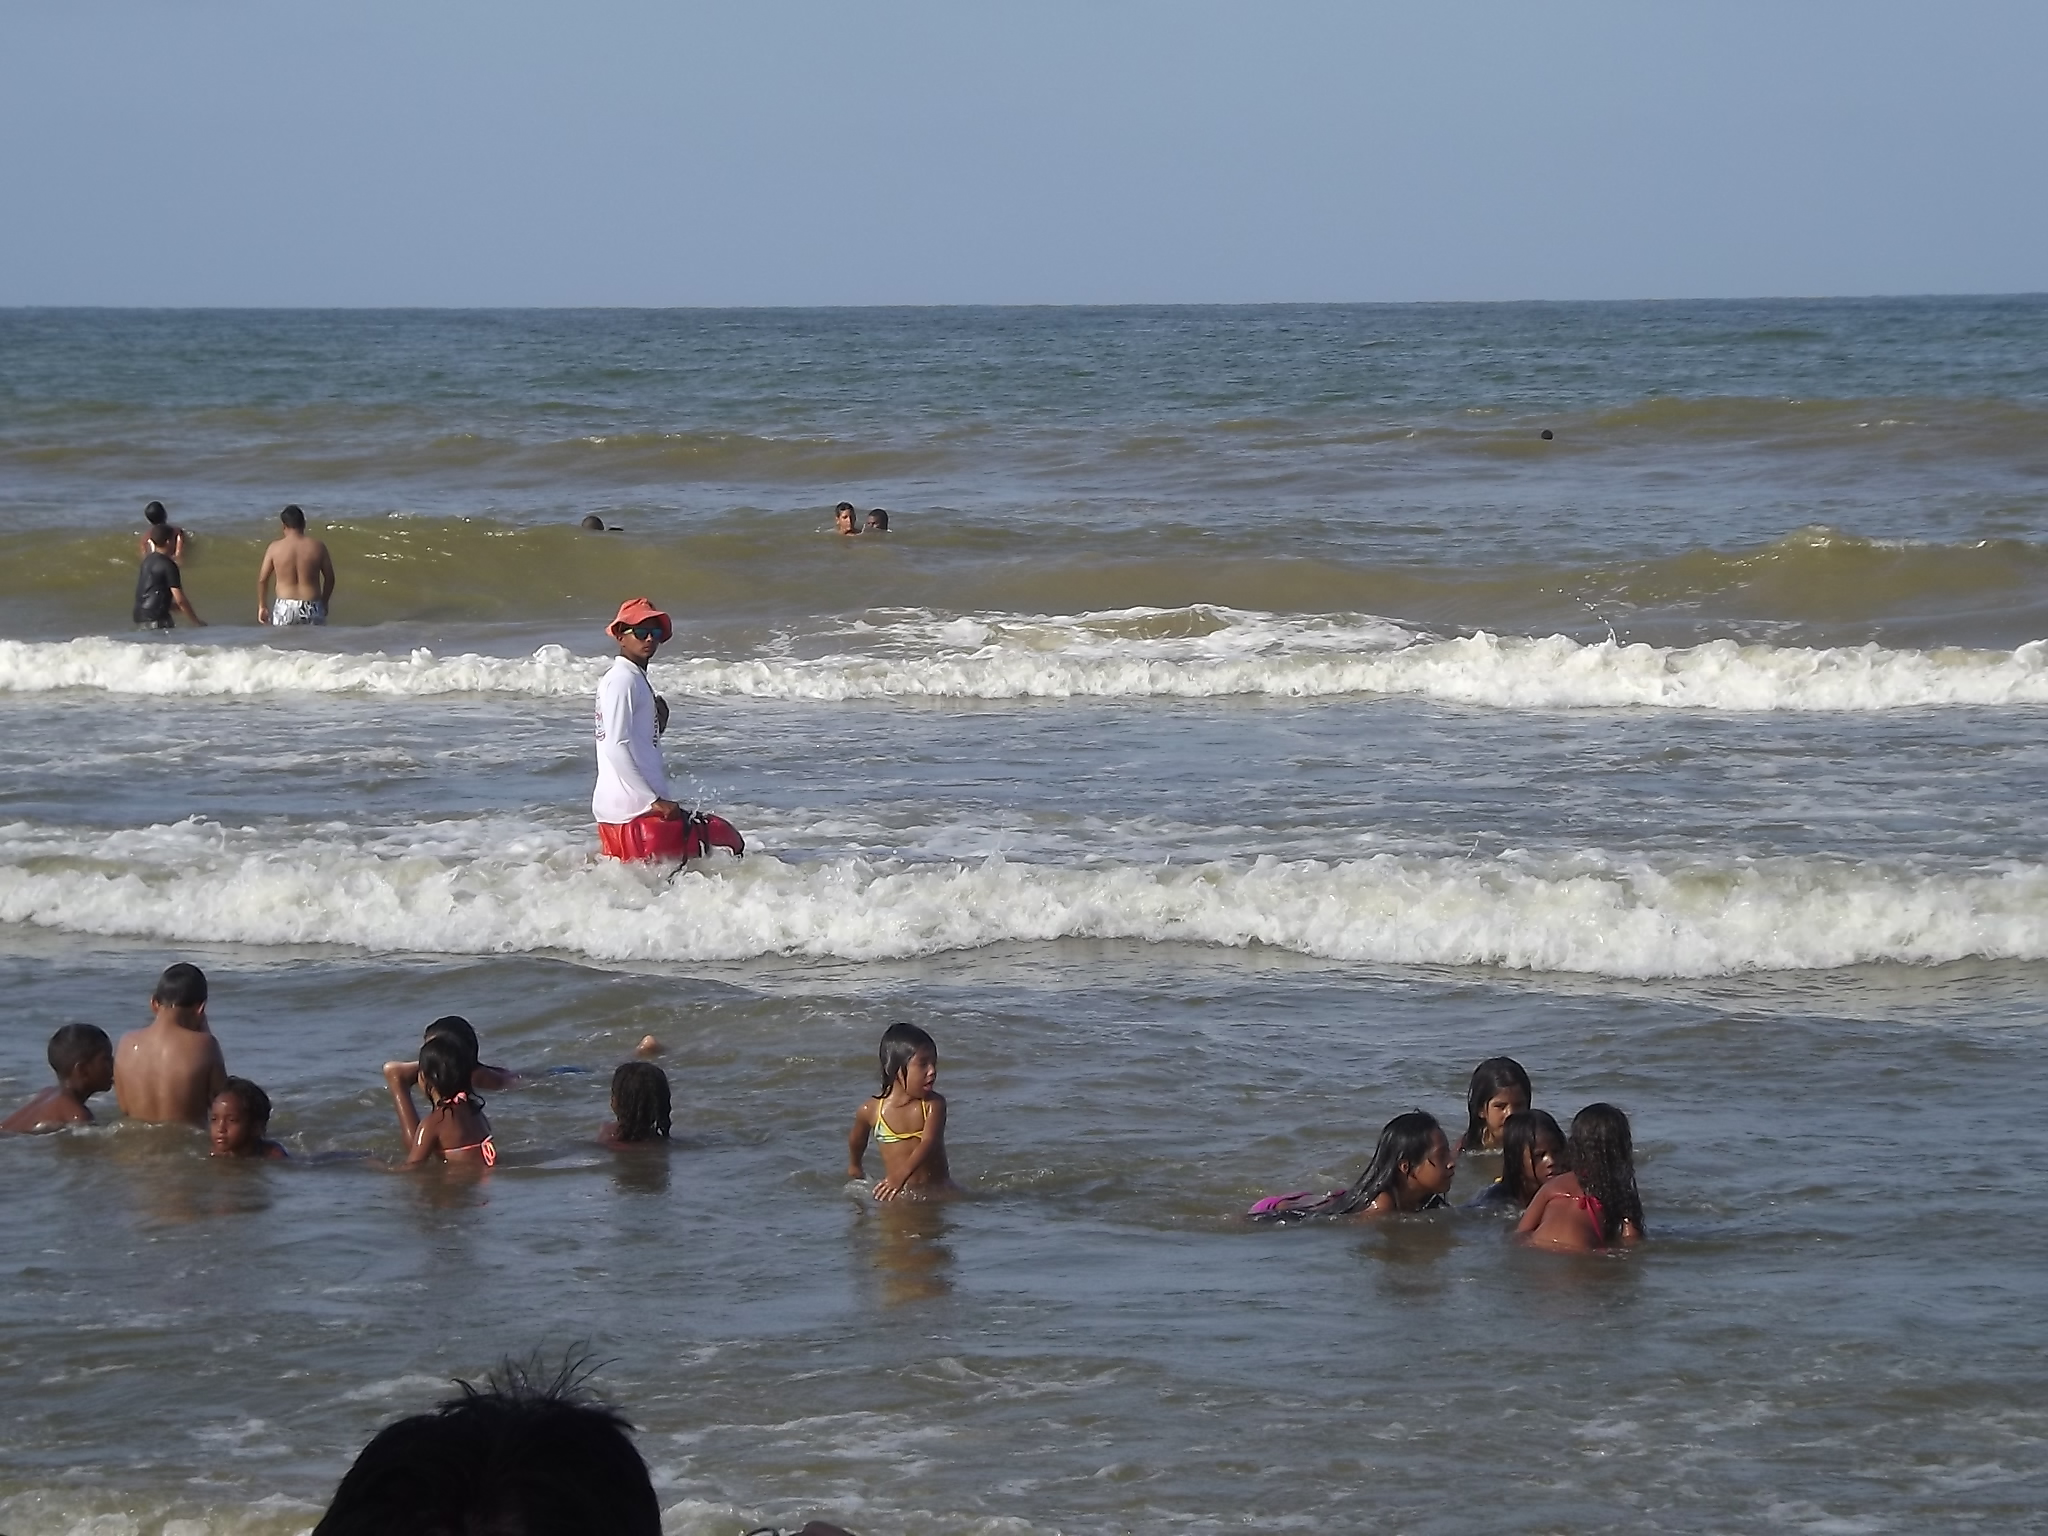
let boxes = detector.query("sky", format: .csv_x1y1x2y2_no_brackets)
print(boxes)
2,1,2044,307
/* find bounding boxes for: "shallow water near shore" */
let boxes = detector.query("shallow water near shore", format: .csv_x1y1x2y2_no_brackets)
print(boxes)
3,301,2048,1533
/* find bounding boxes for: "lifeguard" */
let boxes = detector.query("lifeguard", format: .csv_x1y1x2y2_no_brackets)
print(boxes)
593,597,689,861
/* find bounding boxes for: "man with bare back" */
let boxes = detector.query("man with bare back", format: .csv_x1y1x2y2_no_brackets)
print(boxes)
256,504,337,626
115,963,228,1126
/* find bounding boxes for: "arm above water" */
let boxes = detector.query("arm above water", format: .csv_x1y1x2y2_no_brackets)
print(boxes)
846,1099,876,1180
384,1061,428,1160
256,547,275,622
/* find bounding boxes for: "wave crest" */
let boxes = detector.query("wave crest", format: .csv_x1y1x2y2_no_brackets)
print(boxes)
4,617,2046,711
2,818,2043,977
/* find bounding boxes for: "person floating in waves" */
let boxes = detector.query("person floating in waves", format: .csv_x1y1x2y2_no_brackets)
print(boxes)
599,1061,672,1149
1466,1108,1567,1211
385,1035,497,1167
208,1077,288,1159
846,1022,954,1201
2,1024,115,1133
384,1015,521,1096
136,499,191,561
1517,1102,1644,1250
115,963,227,1126
1457,1055,1533,1156
1248,1110,1459,1221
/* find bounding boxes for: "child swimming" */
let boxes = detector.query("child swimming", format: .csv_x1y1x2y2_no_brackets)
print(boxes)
1458,1056,1532,1155
1249,1110,1458,1221
1466,1108,1565,1210
384,1035,497,1167
600,1062,672,1149
2,1023,115,1133
391,1016,519,1093
846,1022,952,1201
208,1077,288,1159
1517,1102,1643,1251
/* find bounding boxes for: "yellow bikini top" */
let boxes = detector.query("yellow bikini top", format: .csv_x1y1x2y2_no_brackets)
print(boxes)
872,1097,929,1145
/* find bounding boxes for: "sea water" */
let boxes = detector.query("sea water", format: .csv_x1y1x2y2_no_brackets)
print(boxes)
2,301,2047,1533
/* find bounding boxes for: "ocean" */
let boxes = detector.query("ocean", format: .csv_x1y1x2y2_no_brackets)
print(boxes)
2,299,2046,1533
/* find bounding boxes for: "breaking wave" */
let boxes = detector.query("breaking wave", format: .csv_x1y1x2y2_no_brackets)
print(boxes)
2,817,2043,978
4,611,2047,711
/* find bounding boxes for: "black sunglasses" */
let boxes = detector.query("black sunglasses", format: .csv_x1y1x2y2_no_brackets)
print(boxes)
623,622,666,641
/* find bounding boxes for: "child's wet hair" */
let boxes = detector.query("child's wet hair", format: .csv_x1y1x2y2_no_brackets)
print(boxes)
1498,1108,1566,1204
877,1021,938,1094
152,962,209,1009
310,1355,660,1536
218,1076,272,1126
418,1036,477,1101
1461,1055,1532,1149
1339,1110,1445,1214
609,1062,671,1142
424,1015,480,1060
1569,1102,1644,1242
47,1023,112,1078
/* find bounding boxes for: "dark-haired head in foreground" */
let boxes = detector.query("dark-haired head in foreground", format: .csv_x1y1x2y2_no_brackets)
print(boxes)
312,1362,663,1536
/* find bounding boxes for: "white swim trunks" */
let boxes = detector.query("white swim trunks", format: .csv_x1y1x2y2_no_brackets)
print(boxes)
271,598,327,626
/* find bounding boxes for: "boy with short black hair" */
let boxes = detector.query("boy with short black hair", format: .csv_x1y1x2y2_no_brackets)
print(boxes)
115,962,228,1126
134,523,205,629
2,1023,115,1133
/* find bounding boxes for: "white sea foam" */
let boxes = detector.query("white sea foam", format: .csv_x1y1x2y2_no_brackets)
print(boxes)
3,613,2045,710
3,817,2044,978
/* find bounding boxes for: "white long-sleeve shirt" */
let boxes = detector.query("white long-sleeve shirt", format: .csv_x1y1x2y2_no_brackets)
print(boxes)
592,655,669,823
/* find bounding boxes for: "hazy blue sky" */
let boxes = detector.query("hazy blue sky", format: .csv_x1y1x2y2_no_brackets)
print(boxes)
3,2,2043,306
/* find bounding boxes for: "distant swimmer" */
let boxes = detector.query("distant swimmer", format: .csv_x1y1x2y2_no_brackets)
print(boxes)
834,502,861,536
256,504,336,626
593,598,687,859
579,514,621,531
864,508,890,533
137,499,191,561
134,524,206,629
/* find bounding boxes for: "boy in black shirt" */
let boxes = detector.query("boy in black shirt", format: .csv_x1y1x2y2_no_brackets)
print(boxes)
134,524,205,629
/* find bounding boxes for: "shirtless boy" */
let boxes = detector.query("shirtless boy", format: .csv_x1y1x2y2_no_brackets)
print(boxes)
256,504,337,626
2,1024,115,1133
115,963,228,1126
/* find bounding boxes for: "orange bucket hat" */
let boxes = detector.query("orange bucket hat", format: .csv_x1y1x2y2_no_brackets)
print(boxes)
606,597,672,643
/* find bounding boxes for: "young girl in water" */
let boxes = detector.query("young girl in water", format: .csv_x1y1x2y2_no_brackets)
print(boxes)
207,1078,288,1160
846,1022,952,1200
385,1035,497,1167
1517,1102,1643,1250
1466,1108,1565,1210
1249,1110,1458,1221
600,1061,672,1148
1458,1056,1533,1155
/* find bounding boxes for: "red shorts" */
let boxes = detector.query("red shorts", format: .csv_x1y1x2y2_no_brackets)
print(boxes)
597,811,692,862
